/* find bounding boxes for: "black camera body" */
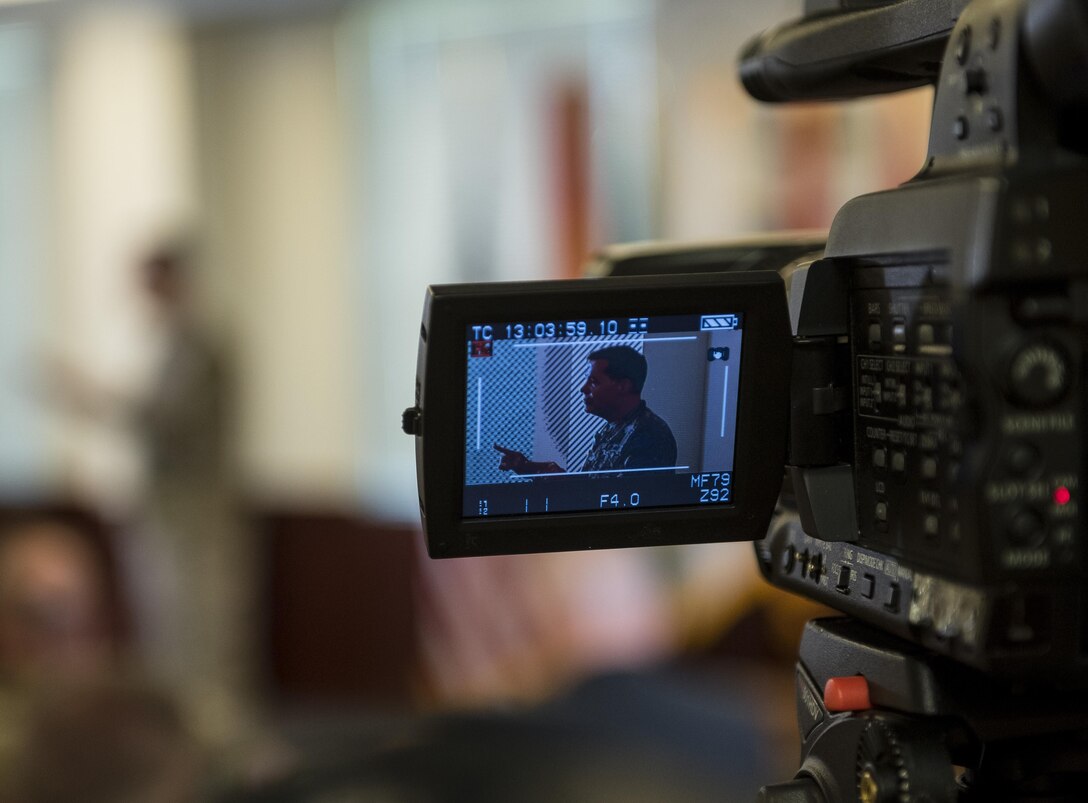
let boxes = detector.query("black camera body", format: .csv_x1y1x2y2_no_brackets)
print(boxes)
406,270,794,557
755,0,1088,687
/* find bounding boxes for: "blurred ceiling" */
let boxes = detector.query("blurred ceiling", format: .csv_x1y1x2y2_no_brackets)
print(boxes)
0,0,351,23
164,0,350,21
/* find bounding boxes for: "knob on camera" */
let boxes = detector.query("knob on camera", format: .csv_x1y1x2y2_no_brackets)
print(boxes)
1005,339,1070,408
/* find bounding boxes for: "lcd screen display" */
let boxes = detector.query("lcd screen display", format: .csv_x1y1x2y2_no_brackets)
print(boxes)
462,312,743,518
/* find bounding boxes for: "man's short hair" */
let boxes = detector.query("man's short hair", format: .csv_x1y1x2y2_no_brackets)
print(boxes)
588,345,647,394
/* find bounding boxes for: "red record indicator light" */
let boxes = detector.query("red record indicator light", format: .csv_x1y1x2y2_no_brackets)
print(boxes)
1053,486,1072,506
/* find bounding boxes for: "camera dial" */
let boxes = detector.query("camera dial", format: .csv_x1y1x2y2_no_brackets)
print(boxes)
1005,339,1070,408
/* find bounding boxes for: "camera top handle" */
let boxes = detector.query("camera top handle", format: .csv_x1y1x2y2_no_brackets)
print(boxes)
739,0,969,102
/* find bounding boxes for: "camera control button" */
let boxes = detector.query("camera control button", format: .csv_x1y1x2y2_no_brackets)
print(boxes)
966,66,992,95
861,573,876,599
955,26,972,65
891,451,906,473
401,406,423,435
824,676,871,712
1007,341,1069,407
954,115,970,140
781,548,797,575
884,583,902,613
872,447,888,469
1007,506,1047,547
1005,442,1041,477
875,502,888,522
836,565,851,593
966,66,988,95
921,456,938,480
867,322,882,351
891,320,907,351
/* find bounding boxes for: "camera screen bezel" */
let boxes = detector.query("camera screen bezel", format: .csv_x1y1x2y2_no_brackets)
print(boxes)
413,272,792,558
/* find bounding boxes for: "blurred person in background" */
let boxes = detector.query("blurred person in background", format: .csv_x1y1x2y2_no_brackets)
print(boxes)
131,243,252,737
46,242,257,753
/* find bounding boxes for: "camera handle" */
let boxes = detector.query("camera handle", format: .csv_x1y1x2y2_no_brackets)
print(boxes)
758,617,1088,802
739,0,968,103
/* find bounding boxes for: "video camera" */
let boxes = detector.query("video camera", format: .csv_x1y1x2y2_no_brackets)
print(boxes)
404,0,1088,798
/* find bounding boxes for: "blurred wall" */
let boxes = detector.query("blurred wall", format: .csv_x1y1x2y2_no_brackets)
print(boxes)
49,5,198,513
657,0,931,238
0,0,931,521
193,16,357,506
0,21,49,495
344,0,663,519
0,3,363,514
657,0,800,238
0,0,936,711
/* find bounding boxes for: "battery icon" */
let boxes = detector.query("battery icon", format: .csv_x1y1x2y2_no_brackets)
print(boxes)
701,314,740,330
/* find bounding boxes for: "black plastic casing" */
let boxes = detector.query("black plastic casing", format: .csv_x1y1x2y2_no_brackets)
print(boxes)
412,272,792,558
755,0,1088,686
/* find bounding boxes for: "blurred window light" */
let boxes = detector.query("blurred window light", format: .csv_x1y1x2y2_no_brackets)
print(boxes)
0,20,49,493
341,0,659,521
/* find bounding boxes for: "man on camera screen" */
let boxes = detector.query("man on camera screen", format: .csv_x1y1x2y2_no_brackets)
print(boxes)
495,345,677,475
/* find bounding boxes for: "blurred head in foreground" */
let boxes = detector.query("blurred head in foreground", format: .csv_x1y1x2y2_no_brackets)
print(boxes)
0,519,118,684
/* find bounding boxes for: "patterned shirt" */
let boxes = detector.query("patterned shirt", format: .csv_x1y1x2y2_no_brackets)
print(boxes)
580,401,677,473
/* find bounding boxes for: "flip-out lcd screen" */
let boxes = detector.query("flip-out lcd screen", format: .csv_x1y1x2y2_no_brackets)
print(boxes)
411,272,791,557
462,312,743,518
